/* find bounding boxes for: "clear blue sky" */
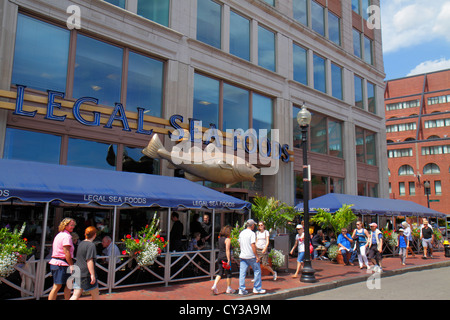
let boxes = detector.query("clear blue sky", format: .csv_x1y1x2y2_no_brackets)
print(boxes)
380,0,450,80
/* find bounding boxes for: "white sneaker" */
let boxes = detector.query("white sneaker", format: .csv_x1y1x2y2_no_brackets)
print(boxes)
253,288,266,294
238,289,248,295
211,286,218,295
273,271,277,281
226,288,236,294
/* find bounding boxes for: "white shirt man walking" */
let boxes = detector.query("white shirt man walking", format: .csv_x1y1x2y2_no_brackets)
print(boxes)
238,219,266,295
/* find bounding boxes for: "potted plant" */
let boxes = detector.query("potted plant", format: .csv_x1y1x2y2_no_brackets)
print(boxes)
327,244,339,262
251,196,297,234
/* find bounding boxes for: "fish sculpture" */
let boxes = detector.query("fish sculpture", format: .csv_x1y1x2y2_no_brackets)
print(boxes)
142,134,260,186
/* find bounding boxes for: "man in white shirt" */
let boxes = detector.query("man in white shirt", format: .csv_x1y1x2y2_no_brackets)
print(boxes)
238,219,266,295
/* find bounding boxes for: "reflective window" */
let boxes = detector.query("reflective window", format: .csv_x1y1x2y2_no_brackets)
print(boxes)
104,0,126,8
423,163,440,175
355,127,365,163
122,146,160,175
12,14,70,93
293,0,308,25
365,132,376,165
293,105,303,148
311,1,325,36
126,52,164,117
193,73,220,128
293,44,308,85
3,128,61,164
230,11,250,61
252,94,273,137
313,54,326,93
197,0,222,49
367,82,376,114
364,36,373,65
137,0,170,26
353,29,362,58
73,35,123,106
354,75,364,109
356,127,377,165
310,112,327,154
352,0,360,14
258,25,276,72
328,11,341,46
328,120,343,158
262,0,275,6
223,83,249,131
68,138,116,170
331,63,343,100
362,0,371,20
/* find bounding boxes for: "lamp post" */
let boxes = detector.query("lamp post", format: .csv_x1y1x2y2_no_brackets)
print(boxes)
297,104,317,283
424,181,431,208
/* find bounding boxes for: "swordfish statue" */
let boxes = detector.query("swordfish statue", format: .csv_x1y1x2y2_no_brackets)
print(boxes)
142,134,260,187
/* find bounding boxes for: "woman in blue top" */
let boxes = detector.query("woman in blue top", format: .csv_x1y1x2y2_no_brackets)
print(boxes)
351,221,370,269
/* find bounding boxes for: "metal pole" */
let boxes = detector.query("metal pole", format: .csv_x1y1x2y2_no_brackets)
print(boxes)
210,209,215,280
164,208,172,286
108,206,118,294
300,125,317,283
35,202,50,299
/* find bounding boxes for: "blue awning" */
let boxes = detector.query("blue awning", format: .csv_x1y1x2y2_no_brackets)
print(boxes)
0,159,251,210
295,193,446,217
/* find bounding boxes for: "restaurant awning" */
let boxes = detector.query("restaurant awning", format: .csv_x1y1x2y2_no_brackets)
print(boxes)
295,193,446,217
0,159,251,210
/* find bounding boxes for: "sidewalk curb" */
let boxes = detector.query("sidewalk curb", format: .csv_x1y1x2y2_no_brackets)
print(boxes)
237,260,450,300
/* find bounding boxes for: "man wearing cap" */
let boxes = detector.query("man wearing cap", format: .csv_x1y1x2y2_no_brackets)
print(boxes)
238,219,266,295
367,223,383,272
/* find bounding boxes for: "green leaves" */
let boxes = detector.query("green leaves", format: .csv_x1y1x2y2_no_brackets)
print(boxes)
251,196,297,232
310,204,356,235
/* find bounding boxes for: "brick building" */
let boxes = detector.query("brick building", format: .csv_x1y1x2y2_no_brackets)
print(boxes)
385,69,450,215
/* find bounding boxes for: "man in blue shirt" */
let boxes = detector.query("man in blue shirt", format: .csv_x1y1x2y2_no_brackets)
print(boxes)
337,228,356,265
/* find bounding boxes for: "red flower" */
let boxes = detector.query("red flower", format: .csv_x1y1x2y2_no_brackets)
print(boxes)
135,239,140,243
126,234,131,239
160,237,164,242
122,250,127,255
23,238,28,242
156,234,160,238
145,225,149,229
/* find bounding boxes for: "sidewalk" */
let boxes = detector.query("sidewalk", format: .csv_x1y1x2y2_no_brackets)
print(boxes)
87,251,450,300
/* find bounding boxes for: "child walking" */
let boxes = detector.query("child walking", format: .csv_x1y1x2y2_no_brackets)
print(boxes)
396,228,408,266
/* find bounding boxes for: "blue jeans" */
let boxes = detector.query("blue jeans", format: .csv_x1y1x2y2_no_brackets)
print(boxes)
239,258,262,291
340,248,357,264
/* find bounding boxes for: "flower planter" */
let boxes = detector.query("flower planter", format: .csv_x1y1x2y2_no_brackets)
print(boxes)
336,251,351,265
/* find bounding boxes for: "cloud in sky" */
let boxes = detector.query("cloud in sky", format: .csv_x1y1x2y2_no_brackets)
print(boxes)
407,58,450,76
381,0,450,53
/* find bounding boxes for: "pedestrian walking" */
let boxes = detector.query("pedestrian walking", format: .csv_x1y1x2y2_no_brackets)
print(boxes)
367,223,383,272
256,221,277,281
211,225,235,295
70,226,99,300
420,219,434,259
238,219,266,295
396,228,408,266
48,218,76,300
290,224,305,278
351,221,370,269
402,221,415,258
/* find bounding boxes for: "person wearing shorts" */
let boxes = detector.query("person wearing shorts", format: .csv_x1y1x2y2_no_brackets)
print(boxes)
70,226,99,300
420,220,434,259
290,225,305,278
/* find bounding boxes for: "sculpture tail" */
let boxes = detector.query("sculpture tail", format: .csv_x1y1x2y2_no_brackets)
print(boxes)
142,134,165,159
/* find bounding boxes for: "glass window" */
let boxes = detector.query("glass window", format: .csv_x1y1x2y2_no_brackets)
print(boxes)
435,181,442,195
331,63,343,100
73,35,123,106
367,82,376,114
364,36,373,65
365,131,376,165
197,0,222,49
423,163,440,174
328,120,343,158
362,0,371,20
67,138,115,170
223,84,249,131
311,1,325,36
310,113,327,154
193,73,220,128
311,175,328,199
122,146,160,175
3,128,61,164
252,94,273,137
353,29,362,58
104,0,126,8
398,165,414,176
328,11,341,46
293,44,308,85
137,0,170,27
258,25,276,72
293,0,308,25
126,52,164,117
12,14,70,93
293,105,303,148
352,0,360,14
355,127,365,163
294,171,304,202
399,182,405,196
230,11,250,61
330,177,344,194
354,75,364,109
262,0,275,6
409,182,416,196
313,54,326,93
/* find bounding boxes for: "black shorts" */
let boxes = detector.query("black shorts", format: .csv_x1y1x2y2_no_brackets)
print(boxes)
218,260,232,278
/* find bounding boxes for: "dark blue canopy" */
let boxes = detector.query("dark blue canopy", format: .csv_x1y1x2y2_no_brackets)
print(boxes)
295,193,446,217
0,159,251,210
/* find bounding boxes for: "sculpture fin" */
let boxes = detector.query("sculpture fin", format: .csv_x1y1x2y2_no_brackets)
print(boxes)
184,172,204,182
142,134,165,159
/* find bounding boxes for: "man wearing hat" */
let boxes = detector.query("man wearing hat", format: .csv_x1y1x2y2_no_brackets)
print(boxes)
396,228,408,265
367,223,383,271
238,219,266,295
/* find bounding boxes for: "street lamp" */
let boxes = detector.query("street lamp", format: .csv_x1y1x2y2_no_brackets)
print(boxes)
424,181,431,208
297,103,317,283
